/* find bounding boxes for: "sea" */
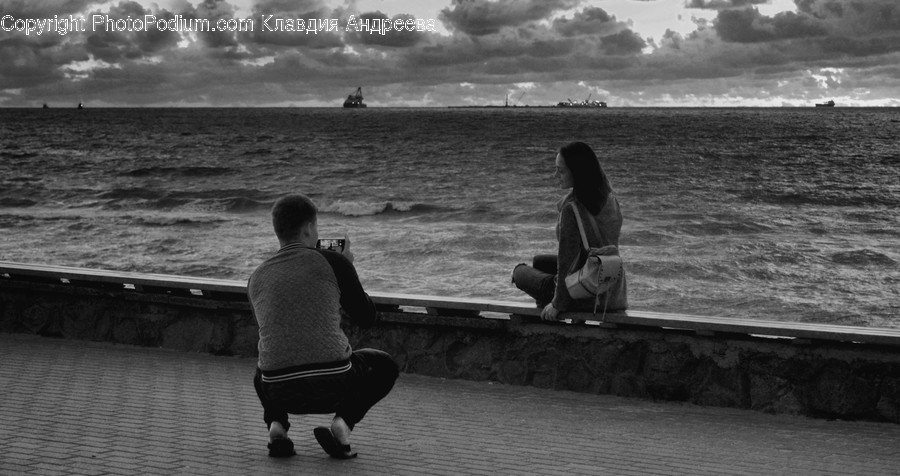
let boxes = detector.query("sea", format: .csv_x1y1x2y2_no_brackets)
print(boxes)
1,107,898,328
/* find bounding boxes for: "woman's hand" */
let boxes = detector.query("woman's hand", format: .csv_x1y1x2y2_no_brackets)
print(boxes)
541,303,560,321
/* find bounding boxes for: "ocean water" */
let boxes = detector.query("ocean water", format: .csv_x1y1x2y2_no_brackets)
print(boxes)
1,107,898,327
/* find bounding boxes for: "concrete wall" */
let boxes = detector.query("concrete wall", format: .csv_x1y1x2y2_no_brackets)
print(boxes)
2,278,899,423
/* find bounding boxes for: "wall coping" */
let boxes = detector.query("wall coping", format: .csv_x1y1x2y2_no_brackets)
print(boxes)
3,260,900,347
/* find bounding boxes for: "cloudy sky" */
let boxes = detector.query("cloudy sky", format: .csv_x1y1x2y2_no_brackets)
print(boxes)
1,0,898,107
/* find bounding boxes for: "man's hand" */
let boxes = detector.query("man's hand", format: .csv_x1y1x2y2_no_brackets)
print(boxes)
341,233,354,263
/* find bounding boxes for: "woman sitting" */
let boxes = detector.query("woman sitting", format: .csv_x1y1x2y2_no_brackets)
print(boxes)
512,141,627,321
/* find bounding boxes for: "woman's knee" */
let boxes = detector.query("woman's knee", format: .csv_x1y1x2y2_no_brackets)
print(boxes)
512,264,552,291
532,254,558,274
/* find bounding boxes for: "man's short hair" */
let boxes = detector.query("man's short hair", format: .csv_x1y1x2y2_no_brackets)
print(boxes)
272,194,317,242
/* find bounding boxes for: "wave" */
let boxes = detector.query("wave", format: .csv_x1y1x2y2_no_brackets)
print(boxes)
0,150,38,159
242,148,273,156
116,188,269,200
491,209,557,225
66,222,97,232
221,197,272,213
744,187,900,208
864,228,900,237
666,220,774,237
152,196,192,209
319,200,452,217
319,200,551,223
96,187,165,200
0,197,38,207
119,166,235,177
132,216,229,228
627,260,721,281
95,188,276,212
0,214,36,228
830,249,896,267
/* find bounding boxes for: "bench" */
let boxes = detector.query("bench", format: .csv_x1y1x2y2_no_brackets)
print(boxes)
3,261,900,347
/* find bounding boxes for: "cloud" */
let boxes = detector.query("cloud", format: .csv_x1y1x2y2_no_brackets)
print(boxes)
438,0,579,36
552,6,622,37
395,2,651,90
0,1,98,90
191,0,241,49
0,0,95,17
599,29,646,55
0,37,72,89
84,1,182,62
247,0,344,48
715,7,828,42
796,0,900,34
708,0,900,66
1,0,898,106
686,0,769,10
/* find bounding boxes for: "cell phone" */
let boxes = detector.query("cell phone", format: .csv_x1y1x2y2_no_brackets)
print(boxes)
316,238,346,252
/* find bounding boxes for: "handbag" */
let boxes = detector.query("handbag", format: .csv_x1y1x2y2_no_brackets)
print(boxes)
564,202,624,317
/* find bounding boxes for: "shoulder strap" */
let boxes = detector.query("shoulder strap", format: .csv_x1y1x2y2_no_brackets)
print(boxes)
570,201,609,247
569,202,590,251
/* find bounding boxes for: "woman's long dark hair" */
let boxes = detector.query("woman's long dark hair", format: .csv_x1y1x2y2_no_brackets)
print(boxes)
560,141,612,215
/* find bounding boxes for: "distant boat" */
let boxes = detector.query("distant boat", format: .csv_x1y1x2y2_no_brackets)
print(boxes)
77,102,84,109
42,103,49,109
556,99,607,108
556,93,607,108
815,100,835,107
343,88,367,108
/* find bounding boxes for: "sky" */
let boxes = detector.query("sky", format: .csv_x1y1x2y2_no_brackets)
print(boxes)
1,0,898,107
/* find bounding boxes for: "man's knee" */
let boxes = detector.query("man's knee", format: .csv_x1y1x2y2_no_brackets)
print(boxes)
383,354,400,381
355,348,399,382
373,350,400,380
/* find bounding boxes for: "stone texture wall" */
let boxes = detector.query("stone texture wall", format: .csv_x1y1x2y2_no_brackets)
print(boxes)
347,314,900,422
0,281,259,357
2,280,899,423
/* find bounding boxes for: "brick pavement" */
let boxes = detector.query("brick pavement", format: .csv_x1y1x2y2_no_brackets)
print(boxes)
1,333,899,476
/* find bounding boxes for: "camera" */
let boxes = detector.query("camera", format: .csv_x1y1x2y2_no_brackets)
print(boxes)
316,238,346,252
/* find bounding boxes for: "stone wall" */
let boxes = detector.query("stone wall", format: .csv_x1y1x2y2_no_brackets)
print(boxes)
0,281,259,356
348,314,900,422
2,279,899,423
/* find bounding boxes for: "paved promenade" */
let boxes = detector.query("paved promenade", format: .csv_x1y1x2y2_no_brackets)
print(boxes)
2,333,899,476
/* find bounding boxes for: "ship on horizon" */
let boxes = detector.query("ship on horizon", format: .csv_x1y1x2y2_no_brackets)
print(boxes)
343,87,367,108
556,93,607,108
815,99,835,107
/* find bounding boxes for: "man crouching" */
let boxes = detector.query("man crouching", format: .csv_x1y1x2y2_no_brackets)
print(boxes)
250,194,399,459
